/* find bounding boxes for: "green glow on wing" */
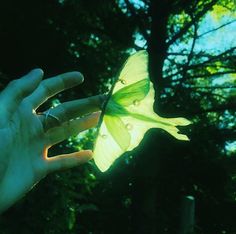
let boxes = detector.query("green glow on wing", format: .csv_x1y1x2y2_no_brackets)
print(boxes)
93,50,191,172
104,115,130,151
112,78,150,106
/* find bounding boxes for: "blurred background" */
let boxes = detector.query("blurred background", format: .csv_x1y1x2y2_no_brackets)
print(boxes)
0,0,235,233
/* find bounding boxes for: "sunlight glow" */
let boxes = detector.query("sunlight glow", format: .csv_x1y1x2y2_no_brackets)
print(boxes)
225,141,236,156
93,51,191,172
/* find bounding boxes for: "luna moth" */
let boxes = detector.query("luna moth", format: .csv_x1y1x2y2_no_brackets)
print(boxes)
93,50,191,172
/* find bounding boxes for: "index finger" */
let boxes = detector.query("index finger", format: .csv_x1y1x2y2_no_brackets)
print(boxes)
25,71,84,109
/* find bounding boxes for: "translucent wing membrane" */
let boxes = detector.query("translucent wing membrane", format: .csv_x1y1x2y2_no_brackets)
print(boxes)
104,115,130,151
112,50,149,94
93,50,191,172
93,120,124,172
112,79,150,106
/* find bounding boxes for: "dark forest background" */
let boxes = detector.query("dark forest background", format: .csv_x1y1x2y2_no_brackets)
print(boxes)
0,0,236,233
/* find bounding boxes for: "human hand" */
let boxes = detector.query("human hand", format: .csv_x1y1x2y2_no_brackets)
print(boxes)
0,69,104,213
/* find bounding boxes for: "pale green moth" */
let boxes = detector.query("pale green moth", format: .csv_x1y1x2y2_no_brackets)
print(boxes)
93,50,191,172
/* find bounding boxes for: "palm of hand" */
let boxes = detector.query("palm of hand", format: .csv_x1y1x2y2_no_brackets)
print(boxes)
0,69,102,213
0,102,46,204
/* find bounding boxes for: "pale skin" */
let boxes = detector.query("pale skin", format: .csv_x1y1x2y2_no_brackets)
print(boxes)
0,69,104,213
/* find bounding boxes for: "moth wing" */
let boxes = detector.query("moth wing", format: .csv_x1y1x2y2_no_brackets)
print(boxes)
113,50,149,94
118,81,191,151
93,115,130,172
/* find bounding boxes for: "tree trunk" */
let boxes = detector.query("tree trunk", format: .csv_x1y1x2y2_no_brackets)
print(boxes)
131,1,170,233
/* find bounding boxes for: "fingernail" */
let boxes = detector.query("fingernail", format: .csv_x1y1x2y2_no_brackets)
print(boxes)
99,94,108,105
84,150,93,160
31,68,44,75
74,71,84,82
26,68,44,79
85,111,102,122
88,151,93,160
93,111,102,118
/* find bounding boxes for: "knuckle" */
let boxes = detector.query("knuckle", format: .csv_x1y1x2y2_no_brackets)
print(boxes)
20,99,33,109
41,81,54,96
8,79,20,89
42,75,65,96
56,104,64,112
60,73,82,89
8,79,25,99
59,75,67,89
57,105,68,120
54,75,66,90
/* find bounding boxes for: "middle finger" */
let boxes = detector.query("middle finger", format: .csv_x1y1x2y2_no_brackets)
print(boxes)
39,94,106,129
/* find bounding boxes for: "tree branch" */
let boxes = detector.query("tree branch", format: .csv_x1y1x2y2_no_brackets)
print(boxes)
185,70,236,79
167,0,219,47
180,12,198,81
188,47,236,69
164,47,236,80
124,0,149,41
197,20,236,38
186,85,236,89
192,103,236,114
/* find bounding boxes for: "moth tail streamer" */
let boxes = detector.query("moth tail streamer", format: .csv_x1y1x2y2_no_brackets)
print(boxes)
154,116,192,141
